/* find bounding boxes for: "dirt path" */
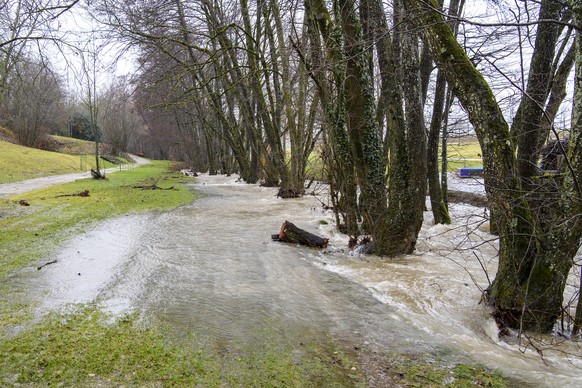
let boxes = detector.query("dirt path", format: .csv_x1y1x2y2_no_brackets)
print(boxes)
0,155,150,199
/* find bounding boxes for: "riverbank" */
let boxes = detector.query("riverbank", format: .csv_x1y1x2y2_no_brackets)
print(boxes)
0,170,511,387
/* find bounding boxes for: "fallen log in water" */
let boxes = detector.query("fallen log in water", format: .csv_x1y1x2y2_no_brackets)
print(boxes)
271,220,328,248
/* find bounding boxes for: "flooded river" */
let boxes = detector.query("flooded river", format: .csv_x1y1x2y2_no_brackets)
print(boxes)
29,174,582,386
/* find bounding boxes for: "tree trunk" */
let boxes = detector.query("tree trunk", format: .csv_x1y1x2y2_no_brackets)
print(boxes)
408,0,582,333
339,0,388,234
373,0,426,256
271,0,305,194
405,0,562,332
425,0,462,225
566,2,582,335
427,69,451,225
540,41,576,142
367,0,397,174
272,220,329,248
511,0,565,182
304,0,360,238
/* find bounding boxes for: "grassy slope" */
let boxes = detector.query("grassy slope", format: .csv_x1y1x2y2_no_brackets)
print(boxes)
49,135,103,154
446,140,483,169
0,139,116,184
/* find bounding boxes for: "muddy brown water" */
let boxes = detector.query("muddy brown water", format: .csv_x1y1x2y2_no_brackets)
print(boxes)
24,175,582,386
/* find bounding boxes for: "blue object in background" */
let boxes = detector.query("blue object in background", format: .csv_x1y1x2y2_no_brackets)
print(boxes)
458,167,483,177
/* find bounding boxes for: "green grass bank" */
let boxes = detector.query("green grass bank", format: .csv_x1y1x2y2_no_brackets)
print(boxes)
0,139,120,184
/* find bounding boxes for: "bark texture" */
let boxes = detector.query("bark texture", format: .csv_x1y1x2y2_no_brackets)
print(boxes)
404,0,582,332
273,221,329,248
378,0,427,255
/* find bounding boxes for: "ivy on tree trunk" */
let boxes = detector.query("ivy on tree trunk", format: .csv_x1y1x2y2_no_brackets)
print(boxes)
405,0,582,333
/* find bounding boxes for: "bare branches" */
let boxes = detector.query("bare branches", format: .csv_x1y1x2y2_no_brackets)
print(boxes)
416,0,577,30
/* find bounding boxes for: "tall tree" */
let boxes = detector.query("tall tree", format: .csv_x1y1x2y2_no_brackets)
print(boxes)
405,0,581,333
425,0,464,226
305,0,433,256
568,1,582,335
338,0,387,235
100,77,142,155
511,0,567,182
378,0,428,255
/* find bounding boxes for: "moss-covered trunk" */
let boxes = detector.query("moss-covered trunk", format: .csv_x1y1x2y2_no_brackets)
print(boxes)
404,0,580,332
304,0,359,237
425,0,462,226
377,0,427,255
427,69,451,225
339,0,388,234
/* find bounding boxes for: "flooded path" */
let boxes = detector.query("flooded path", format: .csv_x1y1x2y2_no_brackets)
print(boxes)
29,174,582,386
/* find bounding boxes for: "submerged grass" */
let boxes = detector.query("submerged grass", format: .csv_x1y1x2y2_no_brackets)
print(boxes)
0,305,512,387
0,160,365,386
0,155,510,386
0,161,195,338
0,161,195,280
390,354,509,387
0,307,210,386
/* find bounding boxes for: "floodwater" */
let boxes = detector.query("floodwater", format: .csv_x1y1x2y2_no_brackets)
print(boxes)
27,174,582,386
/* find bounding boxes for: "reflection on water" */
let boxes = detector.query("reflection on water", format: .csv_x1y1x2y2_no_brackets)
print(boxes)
29,174,582,386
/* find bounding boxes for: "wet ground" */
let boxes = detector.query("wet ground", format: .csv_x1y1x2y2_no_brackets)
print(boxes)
10,174,582,386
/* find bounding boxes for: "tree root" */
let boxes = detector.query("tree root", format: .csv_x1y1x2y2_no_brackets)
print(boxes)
276,187,304,198
91,169,106,179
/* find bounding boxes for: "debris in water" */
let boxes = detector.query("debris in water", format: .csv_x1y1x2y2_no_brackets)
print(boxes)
37,259,58,270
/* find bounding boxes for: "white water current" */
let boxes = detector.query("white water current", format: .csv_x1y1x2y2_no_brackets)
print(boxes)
25,174,582,386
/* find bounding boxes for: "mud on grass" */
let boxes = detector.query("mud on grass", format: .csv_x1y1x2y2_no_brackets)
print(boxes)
356,350,512,387
0,305,512,387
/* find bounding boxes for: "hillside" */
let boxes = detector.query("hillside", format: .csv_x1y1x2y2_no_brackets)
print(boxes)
47,135,107,155
0,139,112,184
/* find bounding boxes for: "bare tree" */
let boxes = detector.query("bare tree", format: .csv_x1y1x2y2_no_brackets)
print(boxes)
100,76,142,156
405,0,582,333
1,58,65,147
